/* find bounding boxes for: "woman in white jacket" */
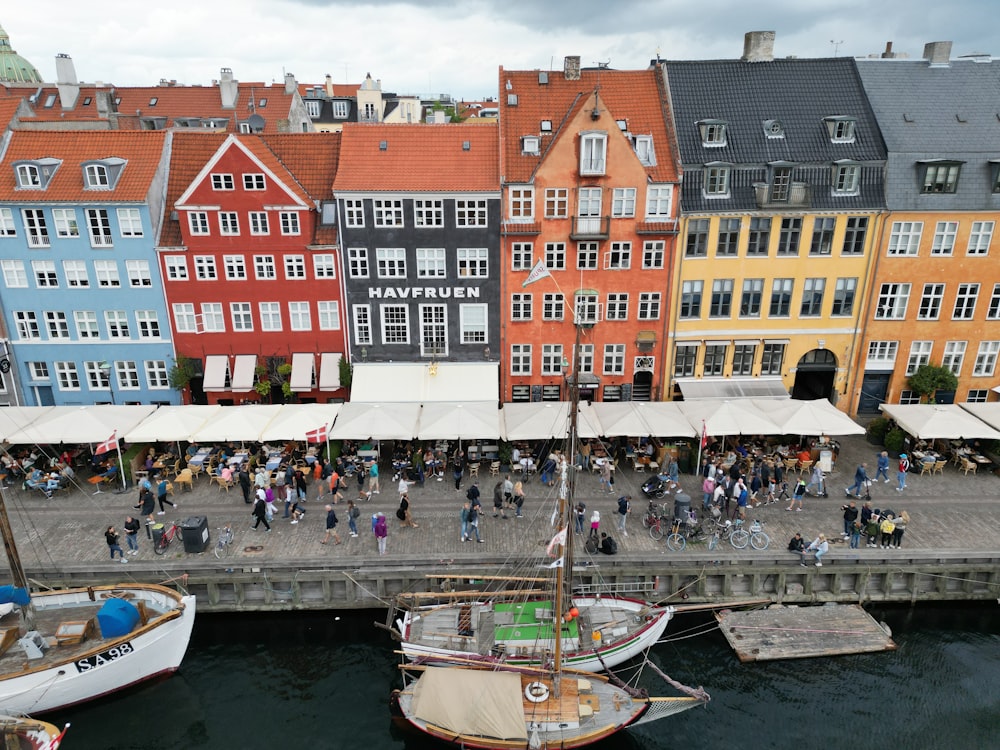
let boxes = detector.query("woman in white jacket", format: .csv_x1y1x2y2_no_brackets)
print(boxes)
803,533,829,567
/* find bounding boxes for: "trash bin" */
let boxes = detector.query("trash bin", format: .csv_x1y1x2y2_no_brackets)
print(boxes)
180,516,209,553
150,522,165,545
673,492,691,521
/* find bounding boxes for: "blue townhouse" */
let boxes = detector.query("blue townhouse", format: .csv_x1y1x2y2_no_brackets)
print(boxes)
0,130,180,406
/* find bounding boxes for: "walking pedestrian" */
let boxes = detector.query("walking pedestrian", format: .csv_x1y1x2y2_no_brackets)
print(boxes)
896,454,909,491
347,499,360,537
616,494,631,536
294,469,308,505
460,502,471,542
600,460,612,494
845,463,869,498
251,489,271,532
321,504,341,544
156,477,177,516
452,450,465,491
368,461,380,495
502,474,514,509
492,481,507,519
239,466,252,504
786,478,807,511
373,512,388,555
397,494,418,528
282,483,294,518
105,525,127,563
134,485,156,525
875,450,891,483
805,464,825,496
589,509,601,543
513,480,525,518
123,516,140,555
573,501,586,535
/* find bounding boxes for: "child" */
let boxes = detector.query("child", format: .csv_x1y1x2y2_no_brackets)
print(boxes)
849,520,862,549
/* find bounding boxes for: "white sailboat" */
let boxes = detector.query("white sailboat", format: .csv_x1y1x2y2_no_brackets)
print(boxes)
0,487,195,715
390,336,709,748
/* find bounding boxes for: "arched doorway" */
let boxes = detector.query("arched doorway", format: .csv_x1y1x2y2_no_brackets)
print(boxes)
632,357,654,401
793,349,837,401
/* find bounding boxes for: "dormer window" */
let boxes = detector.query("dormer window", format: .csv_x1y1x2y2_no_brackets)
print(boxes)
704,163,732,198
580,131,607,176
616,119,628,131
763,119,784,138
522,136,540,155
832,160,861,195
698,120,727,147
540,120,552,132
82,158,126,190
919,159,963,194
332,100,349,118
990,159,1000,193
14,159,61,189
824,116,856,143
306,100,321,118
633,135,655,166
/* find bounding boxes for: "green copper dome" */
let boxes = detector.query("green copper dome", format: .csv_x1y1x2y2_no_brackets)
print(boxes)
0,24,43,84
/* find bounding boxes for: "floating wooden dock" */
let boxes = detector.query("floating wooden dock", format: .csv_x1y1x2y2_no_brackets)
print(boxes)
716,604,897,662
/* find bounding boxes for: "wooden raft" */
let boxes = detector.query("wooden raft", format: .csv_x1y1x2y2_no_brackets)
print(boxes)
717,604,896,663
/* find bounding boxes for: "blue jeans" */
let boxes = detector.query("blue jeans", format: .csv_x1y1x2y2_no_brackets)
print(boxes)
461,520,469,540
897,471,907,490
125,534,138,552
348,517,357,535
875,466,889,481
109,544,124,559
468,522,481,542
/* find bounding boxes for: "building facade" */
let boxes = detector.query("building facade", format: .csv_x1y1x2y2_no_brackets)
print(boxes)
498,58,681,403
852,43,1000,411
663,32,887,409
159,132,347,405
0,130,178,405
333,123,501,374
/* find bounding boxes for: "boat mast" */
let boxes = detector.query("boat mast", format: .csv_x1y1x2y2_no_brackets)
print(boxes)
0,487,35,630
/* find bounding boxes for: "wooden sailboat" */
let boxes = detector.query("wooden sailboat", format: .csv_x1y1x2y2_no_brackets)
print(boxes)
0,487,195,715
0,714,68,749
390,323,709,748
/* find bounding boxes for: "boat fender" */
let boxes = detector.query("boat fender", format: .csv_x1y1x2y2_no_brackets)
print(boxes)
524,682,550,703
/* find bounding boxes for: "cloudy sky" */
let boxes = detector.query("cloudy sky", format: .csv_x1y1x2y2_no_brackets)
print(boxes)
3,0,993,99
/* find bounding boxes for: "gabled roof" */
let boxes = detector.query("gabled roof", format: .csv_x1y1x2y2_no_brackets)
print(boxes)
855,58,1000,152
662,57,886,164
0,130,167,201
158,131,228,246
332,123,499,192
498,66,680,184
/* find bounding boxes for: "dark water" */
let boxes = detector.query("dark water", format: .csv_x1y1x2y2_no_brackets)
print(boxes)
52,603,1000,750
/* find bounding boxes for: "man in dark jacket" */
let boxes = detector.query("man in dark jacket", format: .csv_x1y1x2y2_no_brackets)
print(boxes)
842,500,859,539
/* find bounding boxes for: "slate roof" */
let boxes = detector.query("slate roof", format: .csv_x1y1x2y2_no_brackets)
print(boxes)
855,58,1000,151
0,129,167,202
498,66,680,184
332,123,499,193
663,57,886,165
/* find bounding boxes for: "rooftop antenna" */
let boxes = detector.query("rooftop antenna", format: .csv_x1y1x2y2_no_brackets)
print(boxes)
830,40,844,56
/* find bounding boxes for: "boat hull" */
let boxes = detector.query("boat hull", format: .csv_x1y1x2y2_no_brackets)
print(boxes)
0,585,196,715
400,596,672,673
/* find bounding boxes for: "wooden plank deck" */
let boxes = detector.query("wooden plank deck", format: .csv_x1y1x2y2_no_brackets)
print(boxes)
716,603,897,662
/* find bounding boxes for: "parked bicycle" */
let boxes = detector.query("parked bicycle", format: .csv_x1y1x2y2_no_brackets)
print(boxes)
748,518,770,550
665,510,708,552
705,517,750,550
641,500,669,530
214,523,235,559
153,519,182,555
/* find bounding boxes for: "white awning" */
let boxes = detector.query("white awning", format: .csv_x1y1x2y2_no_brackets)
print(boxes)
319,353,343,390
675,376,789,401
416,402,502,440
231,355,258,392
879,404,1000,440
349,362,499,403
290,353,315,391
203,355,229,392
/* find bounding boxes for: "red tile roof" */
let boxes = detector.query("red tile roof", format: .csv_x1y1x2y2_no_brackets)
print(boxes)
260,132,341,245
498,66,680,184
158,131,228,246
332,123,499,192
0,98,21,130
299,82,359,98
0,130,167,201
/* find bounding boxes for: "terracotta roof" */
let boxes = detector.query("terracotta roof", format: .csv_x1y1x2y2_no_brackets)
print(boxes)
332,123,499,192
299,82,359,98
0,98,21,129
158,131,228,246
498,66,680,184
0,129,167,201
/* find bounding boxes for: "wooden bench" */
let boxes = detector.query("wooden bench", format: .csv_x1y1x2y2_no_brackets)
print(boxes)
0,627,19,656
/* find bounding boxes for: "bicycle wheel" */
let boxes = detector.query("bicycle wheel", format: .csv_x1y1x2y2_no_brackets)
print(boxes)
649,522,664,542
708,532,720,551
750,531,770,550
153,536,169,556
641,514,652,529
701,517,717,536
665,533,686,552
730,529,750,549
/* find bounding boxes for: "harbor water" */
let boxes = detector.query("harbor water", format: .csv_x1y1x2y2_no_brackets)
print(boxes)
53,603,1000,749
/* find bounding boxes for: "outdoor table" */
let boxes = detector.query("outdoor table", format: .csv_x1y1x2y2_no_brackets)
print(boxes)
265,452,283,471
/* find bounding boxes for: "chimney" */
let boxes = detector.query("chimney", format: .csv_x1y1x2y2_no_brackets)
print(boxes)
923,41,953,67
284,72,297,95
54,53,80,109
324,74,334,97
881,42,895,59
219,67,238,109
742,31,776,63
563,55,581,81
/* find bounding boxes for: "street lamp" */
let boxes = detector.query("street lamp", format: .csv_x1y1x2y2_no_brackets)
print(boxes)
99,361,116,405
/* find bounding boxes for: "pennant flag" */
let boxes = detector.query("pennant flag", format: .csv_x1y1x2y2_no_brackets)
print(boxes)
700,420,709,450
44,724,71,750
546,526,567,558
522,259,551,288
305,423,328,444
95,431,118,456
546,558,564,569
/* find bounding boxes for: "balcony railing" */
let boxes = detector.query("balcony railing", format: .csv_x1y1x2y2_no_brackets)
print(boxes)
570,215,610,240
753,182,811,209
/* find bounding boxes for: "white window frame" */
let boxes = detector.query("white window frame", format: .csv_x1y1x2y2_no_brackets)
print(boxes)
135,310,160,339
606,293,629,320
145,360,170,389
455,199,488,227
541,344,564,376
351,304,371,345
413,199,444,228
373,200,404,228
172,303,197,333
542,293,564,321
288,301,311,331
544,242,566,270
200,302,225,332
218,211,240,236
45,310,69,339
866,341,898,369
510,344,532,375
243,173,265,190
105,310,131,339
14,311,40,340
223,255,247,281
52,208,79,238
457,247,488,278
279,212,300,236
317,300,341,331
93,259,121,288
211,173,234,191
416,248,446,279
54,361,80,391
1,260,27,288
511,242,533,271
418,304,448,357
249,211,269,235
508,186,534,222
918,283,945,320
906,340,933,376
603,343,625,375
704,165,731,197
259,302,282,331
380,304,410,344
604,241,631,270
642,240,665,269
460,303,487,344
348,248,369,278
941,341,967,376
117,208,144,238
644,186,672,219
931,221,958,255
194,256,217,281
974,341,1000,377
344,199,365,228
953,283,979,320
967,221,994,256
638,292,661,320
313,254,336,279
284,255,306,280
164,256,188,281
32,259,58,288
611,187,636,218
875,283,911,320
230,302,254,332
511,293,533,321
579,132,607,176
22,209,49,248
577,242,598,270
187,211,210,236
376,248,406,278
0,208,17,236
125,259,151,287
544,188,568,219
887,222,922,256
254,255,276,280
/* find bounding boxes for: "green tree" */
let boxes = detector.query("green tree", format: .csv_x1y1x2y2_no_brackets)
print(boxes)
338,356,353,390
168,355,198,392
907,364,958,403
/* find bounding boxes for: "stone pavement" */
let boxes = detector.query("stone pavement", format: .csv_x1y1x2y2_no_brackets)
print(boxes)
3,432,1000,579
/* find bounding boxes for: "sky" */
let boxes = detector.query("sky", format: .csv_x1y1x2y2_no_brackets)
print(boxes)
3,0,995,101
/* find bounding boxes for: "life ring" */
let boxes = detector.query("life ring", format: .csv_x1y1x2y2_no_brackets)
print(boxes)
524,682,550,703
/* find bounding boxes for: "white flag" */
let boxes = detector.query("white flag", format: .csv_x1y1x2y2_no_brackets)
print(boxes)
546,558,564,569
546,526,567,557
522,259,551,288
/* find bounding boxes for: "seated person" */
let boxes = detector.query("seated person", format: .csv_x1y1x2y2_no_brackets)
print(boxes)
185,442,200,459
220,465,233,482
25,468,46,489
44,472,61,496
796,447,812,464
598,532,618,555
787,532,806,562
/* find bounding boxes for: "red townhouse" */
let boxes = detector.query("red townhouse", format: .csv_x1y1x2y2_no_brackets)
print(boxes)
158,131,346,404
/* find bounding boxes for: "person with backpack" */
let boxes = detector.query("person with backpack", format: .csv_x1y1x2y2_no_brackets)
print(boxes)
616,495,631,536
346,499,360,538
786,478,807,512
373,512,388,555
896,454,909,492
598,532,618,555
